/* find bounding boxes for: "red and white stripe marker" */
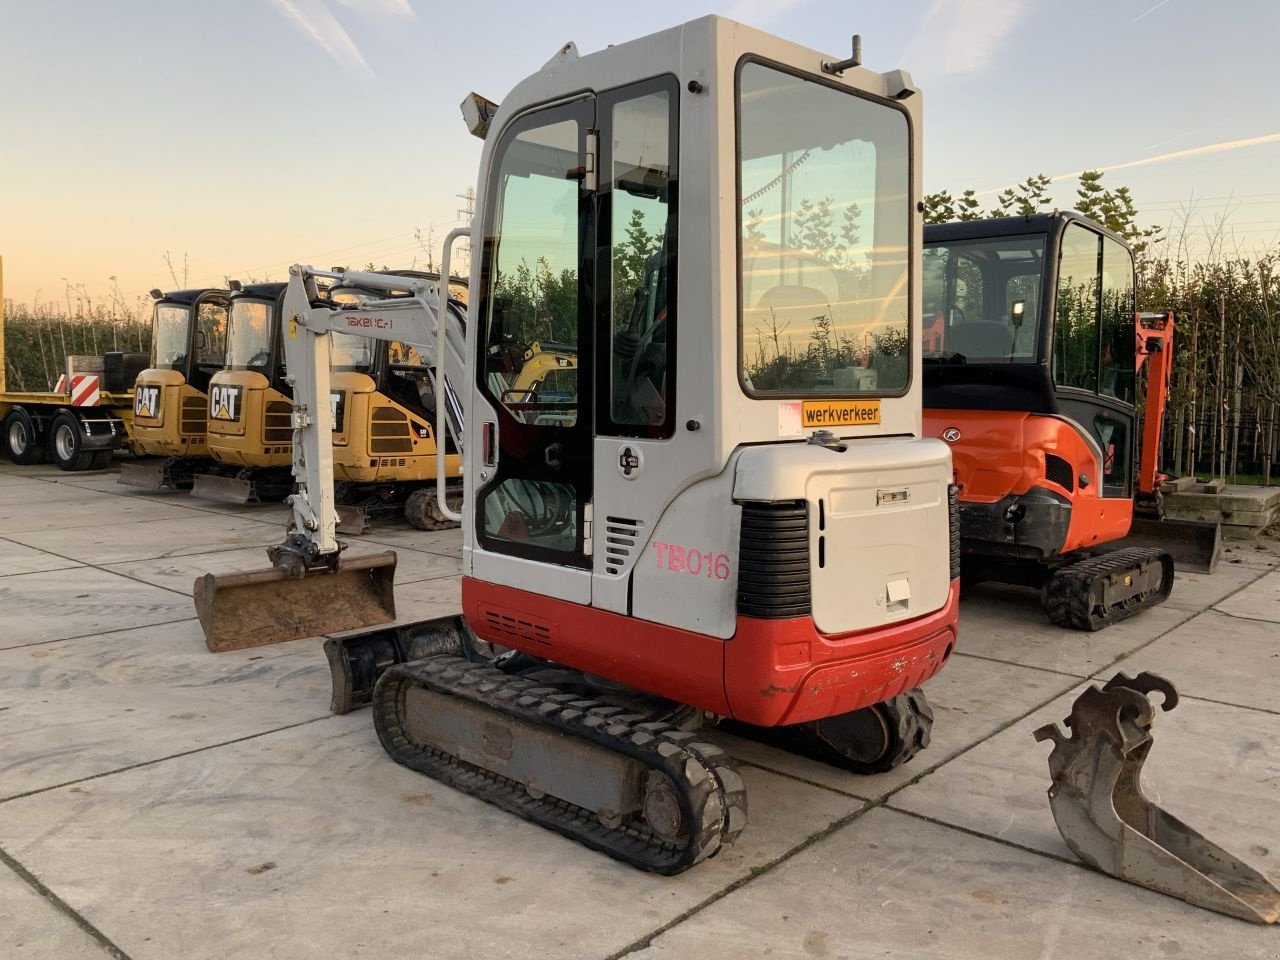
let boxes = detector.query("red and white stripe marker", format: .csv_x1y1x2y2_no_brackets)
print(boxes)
70,374,100,407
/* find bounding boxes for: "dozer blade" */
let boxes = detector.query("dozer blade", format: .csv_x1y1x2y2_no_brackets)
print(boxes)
1119,517,1223,574
191,472,255,504
193,551,397,652
325,613,473,714
335,504,371,536
117,460,169,491
372,656,747,874
1034,672,1280,924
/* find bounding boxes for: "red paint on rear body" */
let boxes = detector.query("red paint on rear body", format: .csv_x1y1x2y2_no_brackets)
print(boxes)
462,577,960,727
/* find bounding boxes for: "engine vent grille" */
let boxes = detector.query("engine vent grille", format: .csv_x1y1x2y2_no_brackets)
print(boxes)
604,516,642,576
737,501,810,620
949,483,961,581
371,407,412,454
1045,453,1075,491
264,400,293,444
481,606,553,646
180,395,206,437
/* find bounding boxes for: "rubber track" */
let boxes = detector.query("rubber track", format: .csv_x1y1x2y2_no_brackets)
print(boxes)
1044,547,1175,632
870,687,935,774
373,656,748,874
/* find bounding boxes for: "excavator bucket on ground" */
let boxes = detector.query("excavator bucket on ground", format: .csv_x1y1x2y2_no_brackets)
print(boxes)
1034,672,1280,924
193,550,397,652
1118,517,1222,574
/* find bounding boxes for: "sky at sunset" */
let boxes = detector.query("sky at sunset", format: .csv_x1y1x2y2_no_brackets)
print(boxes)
2,0,1278,308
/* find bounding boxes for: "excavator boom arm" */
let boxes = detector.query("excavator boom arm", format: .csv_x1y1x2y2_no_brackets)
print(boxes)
280,263,467,560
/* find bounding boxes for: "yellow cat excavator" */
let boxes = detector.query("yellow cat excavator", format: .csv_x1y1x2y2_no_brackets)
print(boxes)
191,281,297,503
326,272,467,532
119,287,230,489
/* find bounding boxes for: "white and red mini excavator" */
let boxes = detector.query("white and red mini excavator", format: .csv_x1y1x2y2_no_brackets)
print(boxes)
196,17,961,873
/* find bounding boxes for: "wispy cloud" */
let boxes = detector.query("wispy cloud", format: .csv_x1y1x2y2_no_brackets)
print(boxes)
336,0,415,19
977,133,1280,196
270,0,414,77
726,0,806,27
1132,0,1173,23
903,0,1030,77
271,0,373,77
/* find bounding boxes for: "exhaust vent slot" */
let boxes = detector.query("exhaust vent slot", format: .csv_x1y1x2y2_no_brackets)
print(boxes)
604,516,642,576
737,501,810,620
1045,454,1075,492
480,605,554,646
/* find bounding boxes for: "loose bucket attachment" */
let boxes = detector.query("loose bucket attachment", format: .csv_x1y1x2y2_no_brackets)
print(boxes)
193,551,398,652
325,614,473,714
1034,672,1280,923
1118,517,1222,574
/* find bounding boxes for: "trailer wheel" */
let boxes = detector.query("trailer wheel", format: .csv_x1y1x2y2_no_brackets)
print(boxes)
3,408,46,465
48,411,93,471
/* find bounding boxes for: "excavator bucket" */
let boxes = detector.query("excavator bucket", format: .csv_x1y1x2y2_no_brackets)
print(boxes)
1034,672,1280,923
193,551,398,652
1118,517,1222,574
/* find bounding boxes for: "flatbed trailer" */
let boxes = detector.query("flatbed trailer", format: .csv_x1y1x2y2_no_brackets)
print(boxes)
0,258,145,470
0,357,145,470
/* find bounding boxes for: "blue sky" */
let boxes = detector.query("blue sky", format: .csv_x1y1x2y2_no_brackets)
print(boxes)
1,0,1277,306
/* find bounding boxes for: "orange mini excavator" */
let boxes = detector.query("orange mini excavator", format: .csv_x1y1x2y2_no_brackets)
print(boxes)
922,212,1220,630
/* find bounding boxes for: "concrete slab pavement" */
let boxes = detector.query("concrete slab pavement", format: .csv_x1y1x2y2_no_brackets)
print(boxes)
626,806,1279,960
717,651,1079,800
1106,609,1280,713
0,720,862,960
4,514,288,567
890,681,1280,883
0,618,331,800
0,539,83,577
0,866,111,959
948,583,1198,677
0,567,195,650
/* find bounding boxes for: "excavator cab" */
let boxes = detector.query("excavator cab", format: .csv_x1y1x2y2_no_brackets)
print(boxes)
120,287,230,488
923,213,1217,628
191,282,297,503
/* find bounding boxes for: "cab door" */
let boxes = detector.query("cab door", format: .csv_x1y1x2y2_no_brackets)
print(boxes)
469,98,596,602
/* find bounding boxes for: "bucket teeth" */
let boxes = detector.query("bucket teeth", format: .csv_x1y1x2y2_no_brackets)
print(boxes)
1035,671,1280,924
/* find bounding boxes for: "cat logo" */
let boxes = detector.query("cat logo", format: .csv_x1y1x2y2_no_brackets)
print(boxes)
135,385,161,419
329,391,345,432
209,384,242,421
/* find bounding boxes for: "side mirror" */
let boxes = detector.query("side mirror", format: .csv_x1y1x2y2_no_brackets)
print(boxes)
1010,299,1026,329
